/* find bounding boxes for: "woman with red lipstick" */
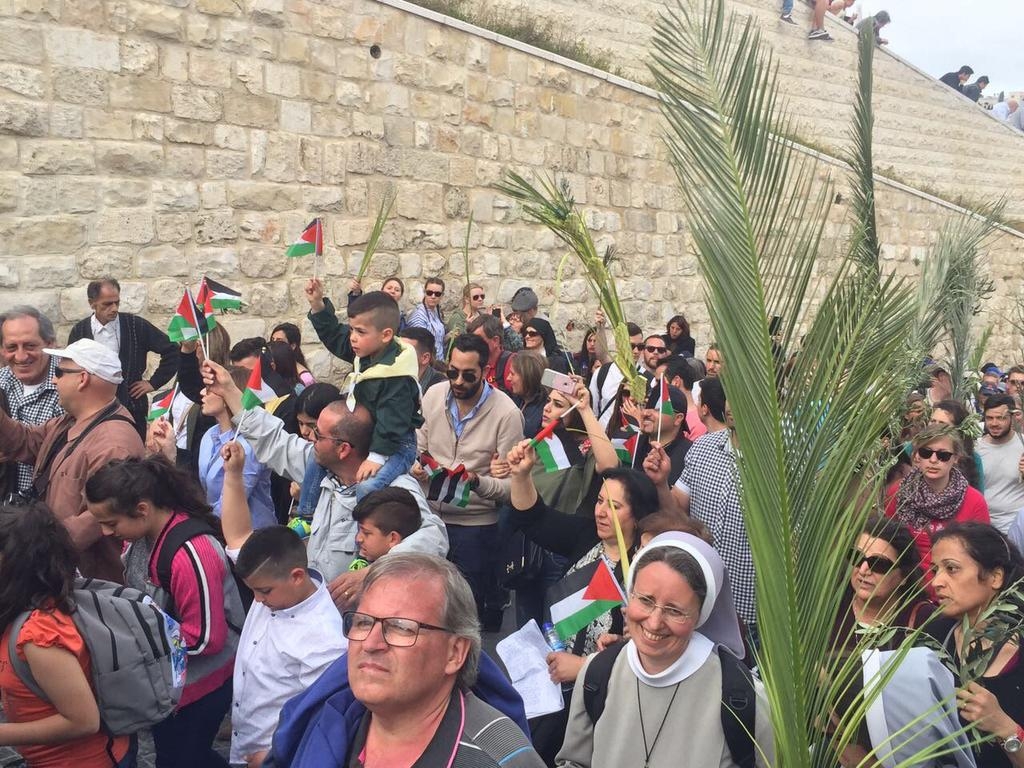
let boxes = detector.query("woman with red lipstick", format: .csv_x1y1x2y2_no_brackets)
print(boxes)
885,424,989,576
930,523,1024,768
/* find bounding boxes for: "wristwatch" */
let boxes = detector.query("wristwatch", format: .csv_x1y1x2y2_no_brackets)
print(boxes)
1001,724,1024,753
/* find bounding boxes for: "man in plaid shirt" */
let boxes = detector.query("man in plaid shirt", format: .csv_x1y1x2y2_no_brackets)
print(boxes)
0,306,63,495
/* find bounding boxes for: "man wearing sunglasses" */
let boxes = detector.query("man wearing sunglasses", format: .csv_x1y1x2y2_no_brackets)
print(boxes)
265,554,543,768
0,338,143,582
589,321,645,429
413,333,524,631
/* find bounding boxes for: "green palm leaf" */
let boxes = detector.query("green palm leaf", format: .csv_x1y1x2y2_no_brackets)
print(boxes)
651,1,982,765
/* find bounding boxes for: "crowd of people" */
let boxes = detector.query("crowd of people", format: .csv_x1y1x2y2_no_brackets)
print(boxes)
3,275,1024,767
778,0,891,46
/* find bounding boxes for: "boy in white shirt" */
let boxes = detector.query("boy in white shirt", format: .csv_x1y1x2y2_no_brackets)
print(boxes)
221,442,347,768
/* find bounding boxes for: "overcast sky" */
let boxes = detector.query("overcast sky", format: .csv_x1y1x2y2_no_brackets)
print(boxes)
857,0,1021,97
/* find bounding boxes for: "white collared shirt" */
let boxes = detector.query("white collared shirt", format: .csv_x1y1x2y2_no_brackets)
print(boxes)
229,570,348,763
91,315,120,355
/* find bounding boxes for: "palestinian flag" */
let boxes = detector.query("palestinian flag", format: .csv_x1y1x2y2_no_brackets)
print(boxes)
193,280,217,332
612,415,640,466
198,277,242,311
286,218,323,258
167,288,208,342
148,387,175,422
547,558,625,641
534,426,581,473
420,453,445,479
651,377,675,416
240,358,277,410
427,463,473,508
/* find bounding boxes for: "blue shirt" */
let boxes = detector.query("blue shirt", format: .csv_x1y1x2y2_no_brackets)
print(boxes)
198,425,277,530
446,381,492,439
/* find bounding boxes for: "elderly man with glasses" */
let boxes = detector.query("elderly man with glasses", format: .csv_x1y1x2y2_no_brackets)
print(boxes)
0,338,143,581
265,553,543,768
411,333,524,631
199,359,448,609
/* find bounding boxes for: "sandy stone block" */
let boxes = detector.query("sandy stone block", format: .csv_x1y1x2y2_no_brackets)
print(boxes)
130,4,185,41
237,212,281,244
119,39,158,74
0,139,18,170
21,178,57,214
102,179,149,207
137,244,189,276
201,181,227,208
171,85,223,122
251,28,275,58
96,141,163,176
161,146,202,178
195,210,237,243
352,112,385,139
303,186,343,212
204,150,246,179
246,281,291,315
265,62,301,97
132,114,164,141
147,277,186,314
0,99,46,136
322,140,346,183
223,91,277,128
95,209,153,244
0,216,85,252
0,174,19,212
185,14,217,47
218,18,250,54
228,180,300,210
278,34,307,65
57,177,99,213
189,50,233,88
77,246,135,279
250,0,284,26
84,109,133,140
21,141,94,174
301,71,333,103
213,124,247,151
238,245,287,277
164,118,213,145
308,5,347,41
335,81,362,108
0,24,44,65
196,0,241,15
45,27,119,71
0,63,43,98
235,59,263,93
160,46,189,81
24,255,79,288
192,246,239,279
263,132,299,182
152,180,199,212
156,213,191,243
109,75,172,112
49,105,83,138
280,99,311,132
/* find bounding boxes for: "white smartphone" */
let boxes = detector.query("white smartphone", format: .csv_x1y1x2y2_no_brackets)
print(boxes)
541,368,576,395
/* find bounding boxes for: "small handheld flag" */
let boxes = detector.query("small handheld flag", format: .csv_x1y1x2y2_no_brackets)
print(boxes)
198,276,242,311
148,387,175,422
240,358,277,410
547,558,625,641
426,463,473,508
167,289,208,343
286,218,324,258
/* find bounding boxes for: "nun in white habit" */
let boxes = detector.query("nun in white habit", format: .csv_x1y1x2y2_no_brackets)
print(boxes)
556,532,775,768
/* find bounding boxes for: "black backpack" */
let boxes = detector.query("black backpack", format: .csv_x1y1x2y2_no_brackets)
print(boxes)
582,640,756,768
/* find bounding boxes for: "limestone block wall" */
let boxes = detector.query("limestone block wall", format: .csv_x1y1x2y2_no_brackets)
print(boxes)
0,0,1022,381
482,0,1024,224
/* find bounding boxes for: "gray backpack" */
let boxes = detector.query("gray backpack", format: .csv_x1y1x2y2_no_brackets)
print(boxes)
8,577,186,736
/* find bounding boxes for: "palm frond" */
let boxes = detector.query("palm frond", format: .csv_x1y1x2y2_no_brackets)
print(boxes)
462,211,474,285
354,191,396,283
650,1,983,765
845,22,880,275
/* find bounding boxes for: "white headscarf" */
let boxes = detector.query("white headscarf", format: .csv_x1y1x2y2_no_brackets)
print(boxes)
623,532,745,687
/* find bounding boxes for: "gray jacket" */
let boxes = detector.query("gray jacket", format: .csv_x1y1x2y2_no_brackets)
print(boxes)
233,408,449,581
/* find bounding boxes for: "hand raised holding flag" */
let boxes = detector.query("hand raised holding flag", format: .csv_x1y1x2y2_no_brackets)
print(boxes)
201,359,244,415
304,278,326,313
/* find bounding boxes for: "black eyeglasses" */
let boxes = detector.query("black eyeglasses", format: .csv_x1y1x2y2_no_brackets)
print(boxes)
342,611,452,647
645,346,667,354
523,330,540,338
312,427,349,445
53,367,85,379
917,447,954,462
447,368,478,383
425,290,444,297
1010,379,1024,388
471,294,485,301
850,549,897,575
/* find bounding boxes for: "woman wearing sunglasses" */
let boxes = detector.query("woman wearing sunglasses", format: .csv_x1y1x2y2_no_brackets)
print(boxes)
407,277,446,359
831,515,933,654
445,282,486,341
885,424,990,575
522,318,570,374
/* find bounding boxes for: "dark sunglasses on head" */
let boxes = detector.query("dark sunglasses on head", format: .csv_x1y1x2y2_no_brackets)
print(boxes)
645,346,667,354
524,330,540,338
917,447,954,462
425,289,444,297
447,368,478,383
472,294,485,300
850,549,896,575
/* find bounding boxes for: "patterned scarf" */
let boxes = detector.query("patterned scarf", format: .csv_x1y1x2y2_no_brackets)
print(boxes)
894,467,969,530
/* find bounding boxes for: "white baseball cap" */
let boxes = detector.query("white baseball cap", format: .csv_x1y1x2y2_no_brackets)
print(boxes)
44,339,124,384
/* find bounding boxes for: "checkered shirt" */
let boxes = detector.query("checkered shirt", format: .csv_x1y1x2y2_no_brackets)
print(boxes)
676,428,756,626
0,357,64,492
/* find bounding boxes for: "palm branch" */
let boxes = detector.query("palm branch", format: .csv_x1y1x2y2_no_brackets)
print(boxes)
495,172,647,401
354,191,396,284
651,1,979,764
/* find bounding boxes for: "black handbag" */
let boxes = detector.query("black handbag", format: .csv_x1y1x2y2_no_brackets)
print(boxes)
498,530,547,589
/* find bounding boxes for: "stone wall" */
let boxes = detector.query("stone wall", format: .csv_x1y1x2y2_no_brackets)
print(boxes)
0,0,1022,382
482,0,1024,224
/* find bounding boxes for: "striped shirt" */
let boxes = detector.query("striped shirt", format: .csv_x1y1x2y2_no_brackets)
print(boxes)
0,357,64,492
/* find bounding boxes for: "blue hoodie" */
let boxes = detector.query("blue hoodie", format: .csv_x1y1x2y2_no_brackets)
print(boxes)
264,651,530,767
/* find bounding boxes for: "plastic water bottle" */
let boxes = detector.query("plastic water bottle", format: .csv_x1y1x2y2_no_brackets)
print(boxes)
542,622,566,652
